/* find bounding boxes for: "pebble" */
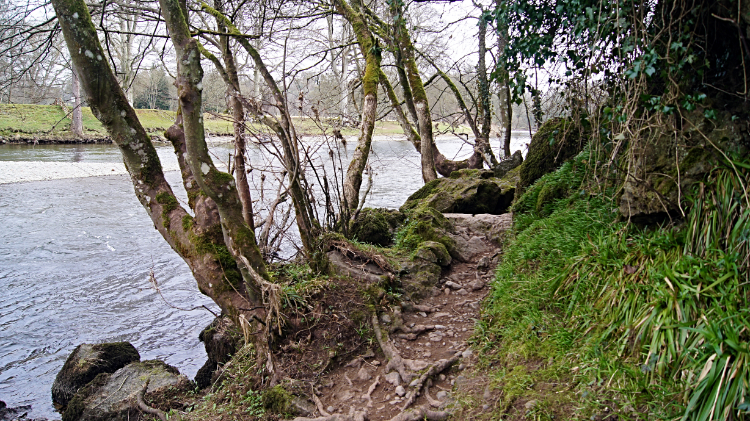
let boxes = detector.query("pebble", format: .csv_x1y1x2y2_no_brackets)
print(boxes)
380,313,392,324
436,391,448,400
385,371,401,386
419,312,427,318
461,327,468,332
444,280,462,290
327,406,335,413
439,374,446,381
525,399,538,410
423,351,431,358
372,360,380,366
357,366,372,381
482,404,490,411
462,349,473,358
444,288,450,295
458,363,465,370
395,385,406,397
457,288,469,295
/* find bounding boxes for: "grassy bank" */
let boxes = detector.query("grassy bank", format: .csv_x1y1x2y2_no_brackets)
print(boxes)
0,103,467,141
456,150,750,420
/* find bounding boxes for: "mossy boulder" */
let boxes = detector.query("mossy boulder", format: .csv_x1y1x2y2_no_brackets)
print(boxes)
413,241,452,267
195,316,240,389
617,109,746,223
349,208,406,246
62,360,190,421
401,169,515,215
396,207,457,258
518,118,585,192
492,150,524,179
52,342,140,408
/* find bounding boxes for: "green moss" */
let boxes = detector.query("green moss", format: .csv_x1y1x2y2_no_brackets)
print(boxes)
262,385,293,414
182,214,194,231
413,241,451,266
395,207,455,255
349,208,405,246
518,117,586,191
191,226,242,290
401,171,515,215
156,191,179,228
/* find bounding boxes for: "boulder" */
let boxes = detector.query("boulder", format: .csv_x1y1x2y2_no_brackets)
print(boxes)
400,169,515,215
195,317,240,389
518,118,585,192
52,342,140,408
62,360,190,421
492,150,523,179
348,208,405,246
413,241,452,267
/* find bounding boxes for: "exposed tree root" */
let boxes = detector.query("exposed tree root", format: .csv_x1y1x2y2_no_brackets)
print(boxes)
311,390,330,417
387,405,449,421
293,406,368,421
400,356,459,411
136,380,167,421
423,380,442,408
371,313,429,384
362,375,380,408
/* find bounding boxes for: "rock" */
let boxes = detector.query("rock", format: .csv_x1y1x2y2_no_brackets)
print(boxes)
468,279,485,291
525,399,538,410
385,372,401,386
449,235,493,262
327,406,336,414
444,280,462,290
52,342,140,408
461,349,473,359
457,289,469,295
436,391,447,400
338,390,354,402
62,360,189,421
380,313,392,324
413,241,452,266
518,117,585,192
0,401,37,421
357,366,372,382
401,169,515,215
476,256,492,271
195,316,239,389
395,386,406,397
492,150,524,179
438,374,446,381
349,208,405,246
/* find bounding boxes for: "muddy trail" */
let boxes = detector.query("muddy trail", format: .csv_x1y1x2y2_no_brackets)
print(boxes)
292,213,511,421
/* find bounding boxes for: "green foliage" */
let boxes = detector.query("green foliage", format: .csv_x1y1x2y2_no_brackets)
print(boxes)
261,385,292,414
479,155,750,419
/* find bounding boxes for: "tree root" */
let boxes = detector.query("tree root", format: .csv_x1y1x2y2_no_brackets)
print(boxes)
136,379,167,421
362,375,380,408
292,406,367,421
423,380,442,408
387,405,449,421
401,356,459,411
372,313,429,384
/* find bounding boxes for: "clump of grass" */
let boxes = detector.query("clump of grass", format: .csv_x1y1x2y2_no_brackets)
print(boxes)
477,153,750,419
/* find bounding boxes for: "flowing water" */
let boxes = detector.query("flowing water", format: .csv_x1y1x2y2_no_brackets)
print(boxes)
0,132,529,419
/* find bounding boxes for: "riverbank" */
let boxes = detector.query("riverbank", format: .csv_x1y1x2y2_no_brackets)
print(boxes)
0,104,474,144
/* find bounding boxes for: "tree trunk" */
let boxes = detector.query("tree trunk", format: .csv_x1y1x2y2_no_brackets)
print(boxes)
70,68,83,138
51,0,263,318
337,0,381,213
476,14,497,167
391,1,436,182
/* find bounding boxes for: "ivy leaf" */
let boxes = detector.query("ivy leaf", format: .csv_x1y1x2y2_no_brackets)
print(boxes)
645,66,656,77
704,109,717,120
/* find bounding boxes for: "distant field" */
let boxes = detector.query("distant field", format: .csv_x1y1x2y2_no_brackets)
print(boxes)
0,104,469,141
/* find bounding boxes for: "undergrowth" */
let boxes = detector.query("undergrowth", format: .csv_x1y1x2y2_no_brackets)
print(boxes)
475,152,749,420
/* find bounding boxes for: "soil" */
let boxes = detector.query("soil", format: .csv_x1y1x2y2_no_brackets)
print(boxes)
295,214,510,421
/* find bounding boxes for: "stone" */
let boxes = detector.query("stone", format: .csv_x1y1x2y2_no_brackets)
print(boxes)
444,281,462,290
52,342,140,408
339,390,354,402
468,279,485,291
357,366,372,382
380,313,392,324
477,256,492,271
492,150,524,179
62,360,190,421
461,349,473,359
457,289,469,295
518,117,584,192
436,391,447,400
327,406,335,414
385,372,401,386
195,316,239,389
525,399,538,410
395,386,406,397
439,374,446,381
348,208,405,247
401,169,515,215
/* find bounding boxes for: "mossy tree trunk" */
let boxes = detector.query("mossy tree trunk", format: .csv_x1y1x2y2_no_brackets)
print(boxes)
51,0,266,318
390,0,437,182
336,0,382,214
476,13,498,167
70,68,83,138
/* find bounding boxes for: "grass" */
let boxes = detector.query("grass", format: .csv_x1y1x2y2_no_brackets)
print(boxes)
0,103,469,140
470,150,750,420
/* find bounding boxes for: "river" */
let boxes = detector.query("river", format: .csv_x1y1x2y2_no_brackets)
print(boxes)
0,132,529,419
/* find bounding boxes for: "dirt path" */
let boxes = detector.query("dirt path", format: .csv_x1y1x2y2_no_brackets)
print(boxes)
296,214,511,421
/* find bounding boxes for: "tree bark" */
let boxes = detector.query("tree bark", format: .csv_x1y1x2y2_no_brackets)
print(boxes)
390,1,436,182
51,0,261,316
336,0,381,214
70,68,83,138
475,14,497,167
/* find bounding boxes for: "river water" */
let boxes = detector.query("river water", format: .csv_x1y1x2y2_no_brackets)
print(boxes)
0,132,529,419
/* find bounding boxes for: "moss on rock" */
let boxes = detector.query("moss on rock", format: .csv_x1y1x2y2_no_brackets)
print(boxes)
348,208,405,246
401,169,515,215
518,118,586,192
